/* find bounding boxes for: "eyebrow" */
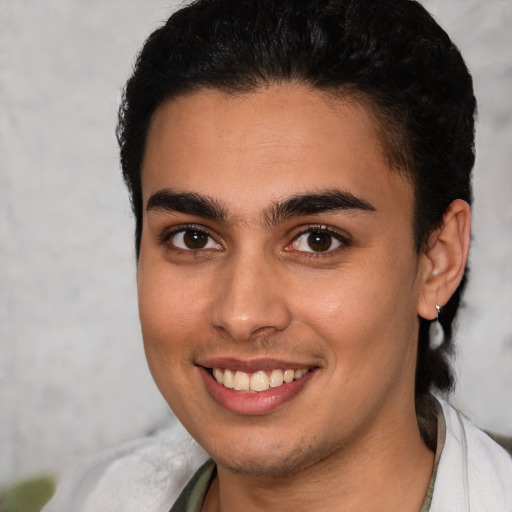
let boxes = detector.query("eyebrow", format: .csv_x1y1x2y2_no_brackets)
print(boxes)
263,189,376,227
146,188,376,225
146,190,227,222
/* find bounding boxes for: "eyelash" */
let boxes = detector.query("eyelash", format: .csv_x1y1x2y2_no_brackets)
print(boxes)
159,224,351,255
160,224,221,251
286,225,351,256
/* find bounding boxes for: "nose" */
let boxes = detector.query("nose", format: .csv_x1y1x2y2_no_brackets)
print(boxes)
209,253,292,341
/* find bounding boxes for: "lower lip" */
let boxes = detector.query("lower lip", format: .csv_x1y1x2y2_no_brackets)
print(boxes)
199,367,316,415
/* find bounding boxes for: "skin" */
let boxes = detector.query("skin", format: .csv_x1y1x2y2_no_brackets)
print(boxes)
137,85,470,511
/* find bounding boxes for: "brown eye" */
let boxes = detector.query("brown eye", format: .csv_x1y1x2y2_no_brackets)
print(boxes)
290,229,347,253
183,230,208,249
307,232,333,252
169,229,222,251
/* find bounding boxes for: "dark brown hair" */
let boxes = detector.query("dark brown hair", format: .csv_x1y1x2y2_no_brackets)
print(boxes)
117,0,476,395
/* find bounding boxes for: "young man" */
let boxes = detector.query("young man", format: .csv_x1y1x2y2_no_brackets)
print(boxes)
44,0,512,510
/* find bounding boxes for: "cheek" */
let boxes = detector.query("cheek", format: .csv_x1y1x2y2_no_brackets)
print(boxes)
137,266,210,362
294,253,419,362
137,269,210,411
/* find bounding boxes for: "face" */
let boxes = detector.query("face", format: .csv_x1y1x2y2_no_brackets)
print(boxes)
138,85,427,476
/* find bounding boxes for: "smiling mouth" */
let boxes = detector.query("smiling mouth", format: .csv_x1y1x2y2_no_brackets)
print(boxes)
208,367,311,393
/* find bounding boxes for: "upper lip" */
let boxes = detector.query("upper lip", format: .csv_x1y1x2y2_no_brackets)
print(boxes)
196,357,319,373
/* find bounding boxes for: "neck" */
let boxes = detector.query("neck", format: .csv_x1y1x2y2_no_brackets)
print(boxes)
203,400,434,512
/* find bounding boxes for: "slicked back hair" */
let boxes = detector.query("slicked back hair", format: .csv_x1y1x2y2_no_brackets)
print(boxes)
117,0,476,397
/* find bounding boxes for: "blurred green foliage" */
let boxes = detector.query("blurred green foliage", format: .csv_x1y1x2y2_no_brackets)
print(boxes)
0,476,55,512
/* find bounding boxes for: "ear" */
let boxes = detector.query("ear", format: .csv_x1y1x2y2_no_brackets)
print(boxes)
417,199,471,320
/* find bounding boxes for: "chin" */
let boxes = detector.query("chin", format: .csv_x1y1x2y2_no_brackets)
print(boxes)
208,436,337,477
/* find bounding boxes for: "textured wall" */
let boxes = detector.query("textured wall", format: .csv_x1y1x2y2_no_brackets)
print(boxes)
1,0,511,487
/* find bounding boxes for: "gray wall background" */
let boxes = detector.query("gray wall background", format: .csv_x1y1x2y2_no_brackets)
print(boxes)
1,0,511,488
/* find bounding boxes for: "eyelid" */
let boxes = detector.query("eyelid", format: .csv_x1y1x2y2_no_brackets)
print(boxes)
158,222,351,254
285,224,352,253
159,223,222,250
293,224,351,241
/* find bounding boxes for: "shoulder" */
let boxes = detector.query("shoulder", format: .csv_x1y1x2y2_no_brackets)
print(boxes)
42,420,208,512
431,398,512,512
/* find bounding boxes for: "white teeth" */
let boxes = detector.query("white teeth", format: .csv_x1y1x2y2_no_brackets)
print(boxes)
294,369,307,379
269,369,284,388
212,368,310,392
223,369,234,389
250,371,270,392
283,369,295,383
233,371,250,391
213,368,223,384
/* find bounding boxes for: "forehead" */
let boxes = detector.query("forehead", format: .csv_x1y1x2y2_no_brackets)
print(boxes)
141,85,414,221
